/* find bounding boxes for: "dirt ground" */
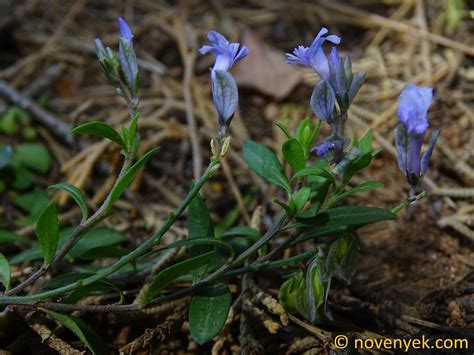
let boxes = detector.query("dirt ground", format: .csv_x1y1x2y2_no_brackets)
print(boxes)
0,0,473,354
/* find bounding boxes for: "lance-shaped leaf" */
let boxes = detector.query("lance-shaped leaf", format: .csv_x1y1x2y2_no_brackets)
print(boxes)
72,121,126,150
188,189,214,258
212,70,238,125
107,147,160,208
35,201,59,266
0,253,11,290
189,282,232,344
310,80,336,121
421,129,440,177
394,124,409,173
49,183,88,220
42,310,108,355
243,140,291,193
139,251,215,307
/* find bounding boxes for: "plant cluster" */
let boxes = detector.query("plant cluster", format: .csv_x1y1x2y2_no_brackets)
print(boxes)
0,19,439,352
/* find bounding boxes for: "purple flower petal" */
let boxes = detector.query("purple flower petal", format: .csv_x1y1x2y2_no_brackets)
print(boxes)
200,30,248,72
285,27,341,79
397,84,433,135
118,17,133,41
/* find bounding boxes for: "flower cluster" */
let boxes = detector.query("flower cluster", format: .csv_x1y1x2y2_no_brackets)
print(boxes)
199,31,248,137
286,28,366,162
95,18,139,109
394,84,440,195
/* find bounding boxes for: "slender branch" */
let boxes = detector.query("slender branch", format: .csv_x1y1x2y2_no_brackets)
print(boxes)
0,158,221,304
391,190,427,214
6,99,140,296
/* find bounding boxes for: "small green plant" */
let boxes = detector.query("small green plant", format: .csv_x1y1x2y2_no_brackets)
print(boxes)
0,21,439,352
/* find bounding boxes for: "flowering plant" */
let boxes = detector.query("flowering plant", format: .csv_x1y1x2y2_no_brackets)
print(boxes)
0,21,438,352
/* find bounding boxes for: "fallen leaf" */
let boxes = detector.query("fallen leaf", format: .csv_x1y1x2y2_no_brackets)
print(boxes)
234,30,302,99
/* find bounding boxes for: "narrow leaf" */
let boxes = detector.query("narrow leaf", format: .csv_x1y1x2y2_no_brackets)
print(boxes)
49,183,88,220
139,251,215,307
359,129,373,153
275,122,291,139
319,206,396,227
43,310,108,355
189,282,232,344
107,147,159,208
35,201,59,266
188,189,214,258
72,121,126,150
0,253,11,289
243,140,291,193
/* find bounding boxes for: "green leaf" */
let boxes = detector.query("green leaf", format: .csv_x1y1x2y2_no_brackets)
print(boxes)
317,206,396,227
220,226,260,241
139,251,215,307
64,280,124,304
11,164,35,190
49,183,88,220
282,139,306,172
14,143,52,173
127,112,141,149
0,253,11,289
189,282,232,345
243,140,291,193
71,121,126,150
35,202,59,266
0,230,26,245
14,190,49,214
107,147,160,208
188,188,214,258
67,227,128,259
42,310,108,355
294,187,311,212
342,152,372,186
332,147,364,176
275,122,291,139
359,129,373,153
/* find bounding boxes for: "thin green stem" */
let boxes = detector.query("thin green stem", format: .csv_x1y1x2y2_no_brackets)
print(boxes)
5,108,139,296
0,158,221,303
391,190,427,214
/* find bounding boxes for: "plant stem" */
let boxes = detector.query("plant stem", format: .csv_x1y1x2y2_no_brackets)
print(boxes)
0,158,221,303
391,190,427,214
5,115,139,296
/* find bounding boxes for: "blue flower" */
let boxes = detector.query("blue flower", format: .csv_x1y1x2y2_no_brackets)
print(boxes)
199,31,249,75
394,84,440,190
118,17,133,42
285,28,340,80
397,84,432,135
117,17,139,98
311,138,343,158
200,31,248,134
